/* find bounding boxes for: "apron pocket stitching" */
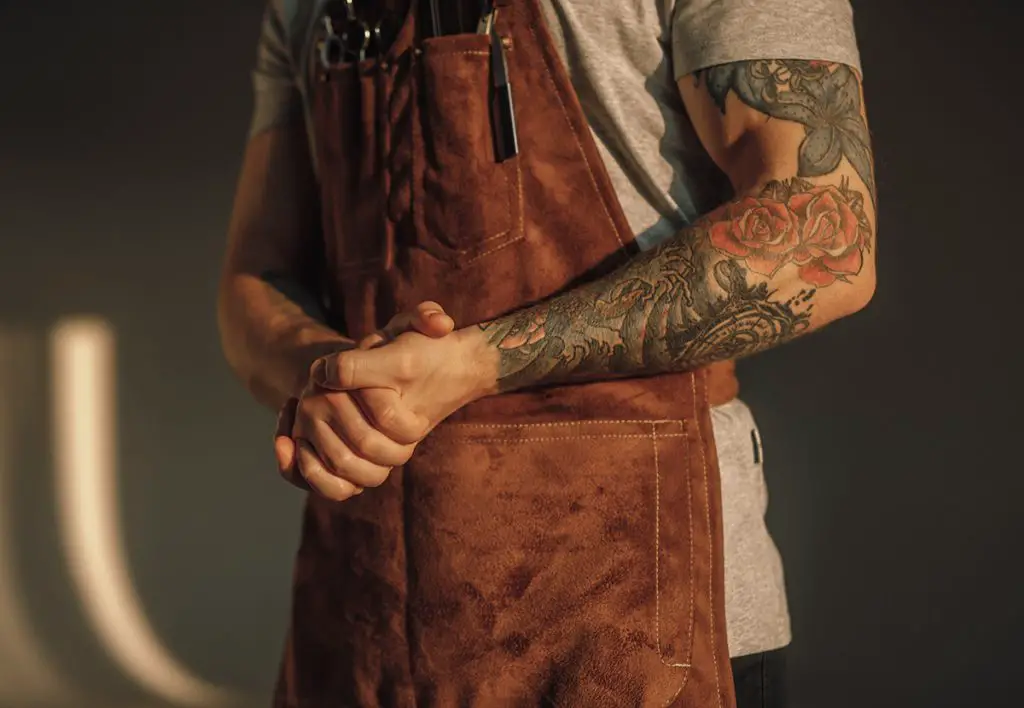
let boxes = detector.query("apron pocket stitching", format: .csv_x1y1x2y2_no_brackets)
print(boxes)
460,231,525,265
447,418,688,430
451,150,517,255
458,152,523,266
448,432,686,443
654,425,694,672
694,373,723,705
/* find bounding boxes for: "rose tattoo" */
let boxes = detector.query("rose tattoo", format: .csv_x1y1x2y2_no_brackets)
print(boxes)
706,177,871,287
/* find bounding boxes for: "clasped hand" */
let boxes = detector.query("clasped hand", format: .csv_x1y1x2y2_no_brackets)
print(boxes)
275,302,486,501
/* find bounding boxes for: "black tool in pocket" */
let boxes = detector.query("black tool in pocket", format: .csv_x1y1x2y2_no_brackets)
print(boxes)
480,3,518,162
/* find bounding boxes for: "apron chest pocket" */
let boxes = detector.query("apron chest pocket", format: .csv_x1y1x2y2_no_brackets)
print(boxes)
414,35,524,266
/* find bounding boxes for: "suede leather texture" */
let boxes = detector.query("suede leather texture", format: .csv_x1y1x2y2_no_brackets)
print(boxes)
276,1,736,705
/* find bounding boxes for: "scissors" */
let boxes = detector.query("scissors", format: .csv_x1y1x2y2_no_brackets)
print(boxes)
319,0,394,68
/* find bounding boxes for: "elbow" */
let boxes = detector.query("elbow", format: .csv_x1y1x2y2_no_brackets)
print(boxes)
216,272,250,382
851,270,876,313
216,303,274,407
215,275,236,359
838,270,876,319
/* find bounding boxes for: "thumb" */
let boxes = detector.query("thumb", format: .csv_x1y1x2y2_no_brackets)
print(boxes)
409,301,455,338
311,349,396,392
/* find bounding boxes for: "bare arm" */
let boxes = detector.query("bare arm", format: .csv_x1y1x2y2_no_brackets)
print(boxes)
305,60,878,456
469,60,876,393
217,122,351,410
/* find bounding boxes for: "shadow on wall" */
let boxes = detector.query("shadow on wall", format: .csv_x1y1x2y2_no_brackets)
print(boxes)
0,319,262,708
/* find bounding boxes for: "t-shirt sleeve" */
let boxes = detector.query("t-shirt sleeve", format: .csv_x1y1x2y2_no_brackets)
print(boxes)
671,0,862,79
248,0,303,139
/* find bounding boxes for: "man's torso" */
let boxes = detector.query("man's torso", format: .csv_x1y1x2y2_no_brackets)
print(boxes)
261,0,804,657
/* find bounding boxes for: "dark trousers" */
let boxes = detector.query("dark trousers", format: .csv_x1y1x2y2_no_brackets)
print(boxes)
731,648,788,708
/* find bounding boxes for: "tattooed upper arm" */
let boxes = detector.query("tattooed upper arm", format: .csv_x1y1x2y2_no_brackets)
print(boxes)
679,60,875,204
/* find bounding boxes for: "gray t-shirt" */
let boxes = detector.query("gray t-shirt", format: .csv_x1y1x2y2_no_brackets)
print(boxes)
248,0,862,658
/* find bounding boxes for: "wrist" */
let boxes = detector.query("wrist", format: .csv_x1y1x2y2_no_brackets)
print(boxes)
453,325,501,401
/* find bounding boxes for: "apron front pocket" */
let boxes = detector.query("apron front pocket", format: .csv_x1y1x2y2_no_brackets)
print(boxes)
414,35,524,267
403,418,698,706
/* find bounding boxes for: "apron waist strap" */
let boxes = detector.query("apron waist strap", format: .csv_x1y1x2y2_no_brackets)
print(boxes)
705,360,739,407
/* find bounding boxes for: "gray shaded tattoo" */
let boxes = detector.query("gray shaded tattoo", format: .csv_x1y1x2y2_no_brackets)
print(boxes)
694,60,875,202
478,175,876,392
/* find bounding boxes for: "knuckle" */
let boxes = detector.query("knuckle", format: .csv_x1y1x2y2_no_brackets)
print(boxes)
301,458,358,502
413,417,431,440
332,447,357,471
337,353,358,388
295,396,318,422
296,447,321,476
322,390,347,412
395,352,417,380
374,403,400,430
346,427,374,457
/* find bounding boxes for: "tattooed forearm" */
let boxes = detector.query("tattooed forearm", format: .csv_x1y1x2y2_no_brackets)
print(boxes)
477,177,872,393
693,60,875,202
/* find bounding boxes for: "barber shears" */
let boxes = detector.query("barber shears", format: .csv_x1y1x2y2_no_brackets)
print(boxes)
318,0,395,67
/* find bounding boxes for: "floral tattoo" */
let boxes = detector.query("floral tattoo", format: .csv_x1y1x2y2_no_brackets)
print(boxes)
478,61,874,393
710,177,871,287
694,60,875,203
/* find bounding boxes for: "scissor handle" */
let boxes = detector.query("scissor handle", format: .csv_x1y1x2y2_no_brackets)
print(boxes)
319,4,396,67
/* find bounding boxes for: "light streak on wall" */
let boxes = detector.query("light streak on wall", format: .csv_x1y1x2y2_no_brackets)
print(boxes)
51,317,233,707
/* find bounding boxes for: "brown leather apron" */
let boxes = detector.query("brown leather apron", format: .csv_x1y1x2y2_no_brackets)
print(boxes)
275,1,737,705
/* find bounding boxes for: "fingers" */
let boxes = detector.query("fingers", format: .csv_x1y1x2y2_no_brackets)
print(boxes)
274,398,310,491
295,439,365,502
353,387,431,445
276,435,312,492
277,392,404,498
321,391,416,468
275,397,298,439
292,392,405,491
285,298,451,499
358,300,454,350
298,420,393,490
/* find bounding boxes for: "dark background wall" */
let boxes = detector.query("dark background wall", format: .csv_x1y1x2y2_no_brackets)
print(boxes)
0,1,1020,707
